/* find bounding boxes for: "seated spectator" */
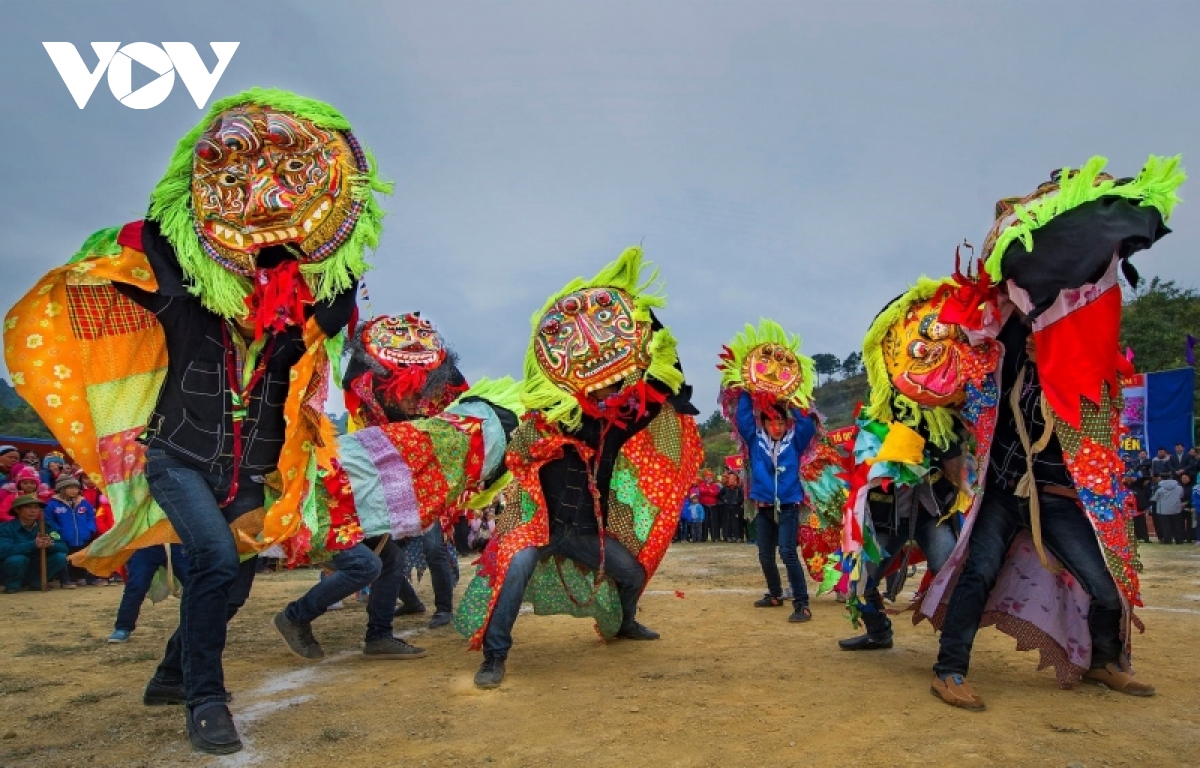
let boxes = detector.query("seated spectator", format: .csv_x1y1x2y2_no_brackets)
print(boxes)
0,495,68,592
109,544,189,643
44,475,99,587
0,446,20,484
40,454,65,489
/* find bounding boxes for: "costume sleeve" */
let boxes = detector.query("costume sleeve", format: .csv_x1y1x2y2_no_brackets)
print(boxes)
792,411,818,454
112,281,168,314
312,282,358,338
734,391,757,443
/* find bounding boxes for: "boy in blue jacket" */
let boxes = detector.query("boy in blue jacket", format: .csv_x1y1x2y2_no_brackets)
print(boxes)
734,392,817,622
44,476,99,587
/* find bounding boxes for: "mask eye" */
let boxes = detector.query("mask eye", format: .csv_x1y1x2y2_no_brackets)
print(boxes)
909,340,929,359
218,172,241,187
595,309,613,322
280,158,307,173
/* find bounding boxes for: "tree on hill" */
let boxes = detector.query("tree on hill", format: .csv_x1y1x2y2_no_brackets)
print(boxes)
699,410,731,438
1120,277,1200,430
812,353,841,385
841,351,863,378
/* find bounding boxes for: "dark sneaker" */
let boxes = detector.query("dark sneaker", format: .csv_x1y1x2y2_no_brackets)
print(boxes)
754,594,783,608
273,611,324,660
143,677,186,706
394,601,427,617
428,611,453,629
474,655,506,689
3,586,20,594
615,622,660,641
362,636,428,660
187,703,242,755
838,632,893,651
788,606,813,623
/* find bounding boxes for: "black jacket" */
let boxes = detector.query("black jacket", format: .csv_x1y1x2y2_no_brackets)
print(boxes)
116,220,356,476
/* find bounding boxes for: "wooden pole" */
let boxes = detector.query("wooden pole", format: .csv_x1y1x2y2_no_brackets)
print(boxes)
38,510,48,592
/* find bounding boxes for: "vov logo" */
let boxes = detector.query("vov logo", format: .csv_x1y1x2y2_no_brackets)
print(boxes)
43,42,239,110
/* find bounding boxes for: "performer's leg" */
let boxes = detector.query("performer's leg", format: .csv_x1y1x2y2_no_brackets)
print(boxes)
755,510,783,601
357,538,427,659
114,546,168,633
933,490,1022,679
776,507,810,613
285,543,381,625
1035,494,1124,670
144,450,263,709
914,514,958,575
394,565,425,614
422,526,455,618
481,546,541,660
557,534,648,632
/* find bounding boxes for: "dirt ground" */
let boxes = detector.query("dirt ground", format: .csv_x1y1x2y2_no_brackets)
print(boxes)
0,541,1197,768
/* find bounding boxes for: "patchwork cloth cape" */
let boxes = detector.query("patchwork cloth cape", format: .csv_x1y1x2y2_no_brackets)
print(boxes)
3,224,339,574
914,285,1144,687
330,381,519,546
453,402,703,649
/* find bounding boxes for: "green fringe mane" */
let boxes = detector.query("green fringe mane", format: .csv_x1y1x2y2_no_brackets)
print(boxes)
455,376,526,417
147,87,393,319
521,246,683,431
862,276,958,450
983,154,1185,281
718,319,815,410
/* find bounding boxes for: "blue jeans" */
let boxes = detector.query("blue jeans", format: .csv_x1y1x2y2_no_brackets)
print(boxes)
423,525,454,614
286,536,402,641
482,533,647,658
144,449,262,708
935,489,1123,677
3,552,67,590
859,513,957,639
755,505,809,609
114,544,189,632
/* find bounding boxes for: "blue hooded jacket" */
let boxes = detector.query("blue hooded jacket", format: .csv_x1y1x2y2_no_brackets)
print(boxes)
733,391,817,507
44,496,97,549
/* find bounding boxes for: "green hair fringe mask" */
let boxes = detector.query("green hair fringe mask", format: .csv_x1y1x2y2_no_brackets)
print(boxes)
148,87,393,319
521,246,683,430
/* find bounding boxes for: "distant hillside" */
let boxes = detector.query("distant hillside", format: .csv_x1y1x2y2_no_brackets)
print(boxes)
0,379,22,410
0,379,53,439
813,373,868,429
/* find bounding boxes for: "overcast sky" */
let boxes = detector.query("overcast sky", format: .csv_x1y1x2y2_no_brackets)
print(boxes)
3,1,1197,415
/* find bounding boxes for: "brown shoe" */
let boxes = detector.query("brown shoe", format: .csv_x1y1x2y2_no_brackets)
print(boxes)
930,674,986,711
1082,663,1156,697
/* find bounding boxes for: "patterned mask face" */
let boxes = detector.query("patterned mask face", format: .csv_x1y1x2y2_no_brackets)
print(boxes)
742,343,803,399
534,287,650,395
363,315,445,370
881,294,976,408
190,105,365,275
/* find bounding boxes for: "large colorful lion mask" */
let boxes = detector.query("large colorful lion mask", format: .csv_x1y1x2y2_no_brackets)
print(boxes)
521,246,684,430
149,87,392,321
